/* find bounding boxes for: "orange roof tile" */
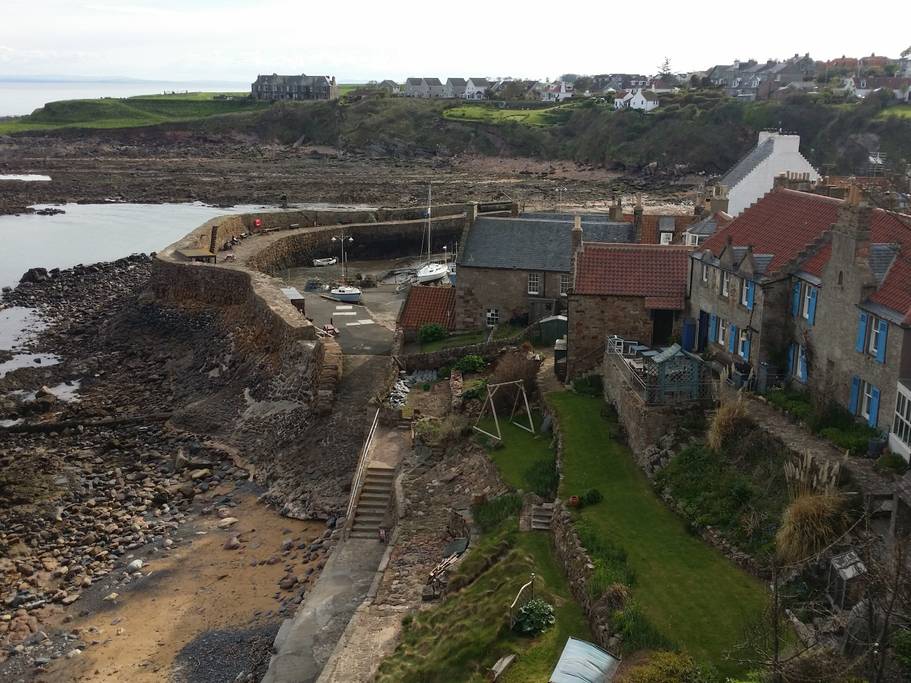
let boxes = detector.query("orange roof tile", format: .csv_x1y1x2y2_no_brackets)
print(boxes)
398,285,456,331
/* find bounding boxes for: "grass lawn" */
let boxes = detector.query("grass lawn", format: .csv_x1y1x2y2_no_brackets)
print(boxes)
478,415,551,491
420,329,487,352
376,522,590,683
0,95,270,134
548,392,765,675
877,104,911,119
443,102,577,127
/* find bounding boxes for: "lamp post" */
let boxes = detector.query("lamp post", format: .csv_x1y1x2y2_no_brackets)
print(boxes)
442,245,448,265
331,235,354,283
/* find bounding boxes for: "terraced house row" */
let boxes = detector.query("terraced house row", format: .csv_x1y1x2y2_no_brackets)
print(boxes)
689,185,911,459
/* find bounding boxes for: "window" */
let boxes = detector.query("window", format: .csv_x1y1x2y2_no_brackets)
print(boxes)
869,316,883,355
721,271,731,297
740,279,750,306
858,313,888,362
660,232,673,245
738,328,750,359
861,380,875,420
485,308,499,327
702,263,709,283
717,317,728,347
802,284,813,319
527,272,541,295
893,391,911,448
560,273,570,295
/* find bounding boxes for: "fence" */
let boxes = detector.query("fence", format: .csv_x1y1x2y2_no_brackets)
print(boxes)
606,337,716,406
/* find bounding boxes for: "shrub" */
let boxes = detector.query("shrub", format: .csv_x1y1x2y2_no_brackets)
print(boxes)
875,452,909,476
707,397,751,452
624,651,710,683
820,426,874,455
775,492,845,563
766,388,813,422
454,354,486,373
512,598,555,635
610,601,673,653
462,379,487,402
524,458,558,498
418,323,447,344
572,374,603,397
581,488,604,506
575,518,635,594
472,494,522,532
894,627,911,674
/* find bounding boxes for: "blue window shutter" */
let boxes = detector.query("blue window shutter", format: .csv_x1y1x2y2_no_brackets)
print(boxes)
849,376,860,414
787,343,795,375
728,324,737,353
869,386,880,427
746,281,755,310
791,281,801,317
799,346,808,382
808,287,817,325
708,314,717,342
743,334,751,360
855,312,868,352
875,320,888,363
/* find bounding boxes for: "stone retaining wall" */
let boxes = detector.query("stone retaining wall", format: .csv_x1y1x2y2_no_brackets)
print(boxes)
399,336,523,371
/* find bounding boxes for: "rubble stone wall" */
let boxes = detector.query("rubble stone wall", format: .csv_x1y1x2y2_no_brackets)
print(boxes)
400,336,524,371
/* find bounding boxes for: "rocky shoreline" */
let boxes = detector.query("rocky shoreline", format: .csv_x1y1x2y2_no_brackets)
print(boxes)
0,257,338,678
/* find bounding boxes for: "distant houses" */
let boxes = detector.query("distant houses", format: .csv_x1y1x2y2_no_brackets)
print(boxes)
613,88,660,112
707,54,817,101
844,76,911,102
251,74,339,101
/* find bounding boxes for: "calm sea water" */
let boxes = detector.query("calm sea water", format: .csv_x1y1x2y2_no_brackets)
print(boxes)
0,80,250,117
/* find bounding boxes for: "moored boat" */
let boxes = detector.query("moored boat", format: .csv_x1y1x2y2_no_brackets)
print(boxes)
330,285,362,303
416,262,448,283
313,257,338,267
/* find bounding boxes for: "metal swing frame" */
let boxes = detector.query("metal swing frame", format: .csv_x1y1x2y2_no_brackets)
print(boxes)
472,380,535,441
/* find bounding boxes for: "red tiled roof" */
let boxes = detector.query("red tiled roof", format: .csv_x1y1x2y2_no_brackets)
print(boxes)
702,188,911,322
574,244,690,310
398,285,455,331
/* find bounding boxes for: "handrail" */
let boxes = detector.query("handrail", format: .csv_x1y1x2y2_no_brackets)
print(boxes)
343,408,380,539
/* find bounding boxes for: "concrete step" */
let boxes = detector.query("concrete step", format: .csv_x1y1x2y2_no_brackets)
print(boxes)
356,503,389,516
357,491,391,504
365,467,395,477
530,521,551,531
354,511,386,523
361,484,393,496
349,529,382,539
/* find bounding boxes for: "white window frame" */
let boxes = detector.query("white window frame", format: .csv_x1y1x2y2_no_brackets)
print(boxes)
893,391,911,448
721,271,731,297
738,328,749,358
485,308,499,327
660,232,673,245
802,283,813,320
702,263,709,283
861,380,874,420
559,273,570,296
740,279,750,306
717,317,728,347
527,272,541,296
868,315,882,356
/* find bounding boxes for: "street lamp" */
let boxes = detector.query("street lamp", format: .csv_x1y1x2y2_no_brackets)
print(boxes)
442,245,448,265
331,235,354,282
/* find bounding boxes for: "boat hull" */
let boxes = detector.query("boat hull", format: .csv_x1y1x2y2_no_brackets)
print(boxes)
330,287,362,303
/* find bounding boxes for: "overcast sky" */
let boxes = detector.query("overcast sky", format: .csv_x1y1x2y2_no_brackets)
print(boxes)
2,0,909,82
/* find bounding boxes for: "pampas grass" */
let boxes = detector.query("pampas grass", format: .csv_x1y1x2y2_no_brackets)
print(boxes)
707,396,750,452
775,492,845,564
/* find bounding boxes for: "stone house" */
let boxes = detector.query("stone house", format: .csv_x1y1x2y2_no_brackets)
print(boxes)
250,74,338,101
689,186,911,459
454,214,639,331
845,76,911,101
567,243,691,378
444,78,467,99
713,132,820,217
463,78,490,100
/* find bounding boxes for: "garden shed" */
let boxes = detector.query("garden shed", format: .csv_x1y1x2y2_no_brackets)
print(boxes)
606,337,712,405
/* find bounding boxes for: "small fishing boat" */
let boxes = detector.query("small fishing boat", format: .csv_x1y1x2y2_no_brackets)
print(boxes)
313,257,338,267
330,285,362,303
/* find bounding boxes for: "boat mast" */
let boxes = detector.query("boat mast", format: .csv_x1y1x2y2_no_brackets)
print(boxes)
427,183,432,261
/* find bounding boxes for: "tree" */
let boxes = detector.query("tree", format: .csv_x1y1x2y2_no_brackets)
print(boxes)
659,57,672,77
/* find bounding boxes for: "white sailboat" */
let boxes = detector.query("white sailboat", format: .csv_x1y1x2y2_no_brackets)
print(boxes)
415,184,448,283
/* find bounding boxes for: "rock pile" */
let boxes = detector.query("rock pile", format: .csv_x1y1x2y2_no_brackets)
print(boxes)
387,369,437,409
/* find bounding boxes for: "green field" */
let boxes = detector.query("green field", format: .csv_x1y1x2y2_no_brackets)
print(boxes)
443,102,578,127
0,93,270,134
549,392,765,675
878,103,911,119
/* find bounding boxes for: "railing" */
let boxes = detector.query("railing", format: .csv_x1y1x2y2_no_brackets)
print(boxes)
508,573,536,628
342,408,380,540
606,339,717,406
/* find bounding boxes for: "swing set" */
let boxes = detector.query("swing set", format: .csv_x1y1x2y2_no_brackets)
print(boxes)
472,380,535,442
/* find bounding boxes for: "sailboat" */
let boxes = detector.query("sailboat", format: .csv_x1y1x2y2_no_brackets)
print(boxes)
415,184,448,284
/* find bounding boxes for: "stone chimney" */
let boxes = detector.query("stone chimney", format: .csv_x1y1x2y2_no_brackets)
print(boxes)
831,185,876,297
570,215,583,283
709,185,729,214
633,197,643,243
609,195,623,221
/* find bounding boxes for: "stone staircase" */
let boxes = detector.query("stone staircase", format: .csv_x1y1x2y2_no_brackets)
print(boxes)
349,466,396,539
530,503,555,531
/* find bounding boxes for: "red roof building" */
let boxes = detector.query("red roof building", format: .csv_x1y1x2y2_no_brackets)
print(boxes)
397,285,456,338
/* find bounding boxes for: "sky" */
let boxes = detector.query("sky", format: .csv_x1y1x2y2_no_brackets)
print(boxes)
2,0,909,83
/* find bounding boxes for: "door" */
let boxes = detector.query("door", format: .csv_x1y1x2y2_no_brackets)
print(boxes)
697,310,709,351
652,310,675,346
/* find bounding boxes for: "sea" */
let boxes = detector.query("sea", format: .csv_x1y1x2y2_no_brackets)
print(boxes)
0,79,250,117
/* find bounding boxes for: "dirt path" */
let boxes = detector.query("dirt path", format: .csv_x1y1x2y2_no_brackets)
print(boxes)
39,491,323,683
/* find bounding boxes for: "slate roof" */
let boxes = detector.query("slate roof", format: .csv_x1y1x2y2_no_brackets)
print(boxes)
398,286,456,331
574,244,690,310
468,78,490,86
719,137,775,188
687,211,732,237
446,78,467,86
405,77,423,85
700,188,911,323
424,78,443,86
458,217,635,272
